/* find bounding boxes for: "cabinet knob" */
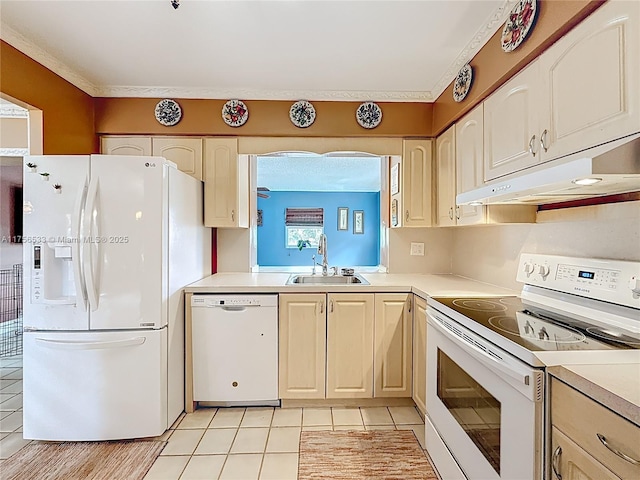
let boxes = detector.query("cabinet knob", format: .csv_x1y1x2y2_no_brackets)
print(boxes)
405,210,409,222
552,445,562,479
231,210,235,222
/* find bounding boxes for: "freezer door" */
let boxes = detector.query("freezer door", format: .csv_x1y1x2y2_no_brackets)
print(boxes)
22,156,90,330
23,329,168,441
86,155,168,330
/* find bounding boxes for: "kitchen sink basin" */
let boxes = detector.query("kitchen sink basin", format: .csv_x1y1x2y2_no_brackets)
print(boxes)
285,274,369,285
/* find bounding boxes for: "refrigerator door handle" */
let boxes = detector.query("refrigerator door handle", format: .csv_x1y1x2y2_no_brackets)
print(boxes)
72,176,89,311
83,177,100,311
35,337,146,350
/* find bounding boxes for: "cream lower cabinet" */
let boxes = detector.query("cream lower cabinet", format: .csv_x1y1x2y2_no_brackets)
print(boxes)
412,296,427,416
326,293,375,399
551,378,640,480
374,293,412,398
278,294,326,399
280,292,414,401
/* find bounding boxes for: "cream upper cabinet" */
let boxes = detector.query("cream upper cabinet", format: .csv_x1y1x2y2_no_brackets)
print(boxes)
101,136,151,156
455,104,485,226
101,136,203,180
393,139,433,227
551,378,640,480
436,125,457,227
151,137,203,181
203,137,248,228
412,296,427,416
538,0,640,162
373,293,412,398
278,294,326,400
483,61,542,182
326,293,374,399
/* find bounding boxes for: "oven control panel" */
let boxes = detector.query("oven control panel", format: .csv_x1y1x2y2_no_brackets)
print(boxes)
517,254,640,308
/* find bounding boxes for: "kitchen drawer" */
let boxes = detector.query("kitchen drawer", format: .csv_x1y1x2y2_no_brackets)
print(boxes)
551,378,640,479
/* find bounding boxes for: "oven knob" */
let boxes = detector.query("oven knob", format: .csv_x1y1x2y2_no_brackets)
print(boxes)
537,265,550,278
524,262,534,276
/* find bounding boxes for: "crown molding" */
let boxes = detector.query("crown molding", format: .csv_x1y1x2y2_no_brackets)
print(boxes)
431,0,515,100
0,148,29,157
0,21,99,97
93,86,433,102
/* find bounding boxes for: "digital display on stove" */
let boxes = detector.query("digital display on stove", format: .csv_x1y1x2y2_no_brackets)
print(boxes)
578,270,595,280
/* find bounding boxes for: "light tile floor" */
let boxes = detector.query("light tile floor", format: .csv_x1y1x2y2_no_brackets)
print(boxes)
0,355,427,479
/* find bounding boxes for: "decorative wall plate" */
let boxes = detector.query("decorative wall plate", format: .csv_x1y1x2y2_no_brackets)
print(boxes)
501,0,538,53
289,100,316,128
453,64,473,103
222,99,249,127
356,102,383,129
154,99,182,126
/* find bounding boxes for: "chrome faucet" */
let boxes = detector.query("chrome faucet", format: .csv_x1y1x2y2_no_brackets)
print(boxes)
317,234,328,276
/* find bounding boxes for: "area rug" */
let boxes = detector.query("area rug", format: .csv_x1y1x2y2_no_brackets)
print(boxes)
1,440,166,480
298,430,438,479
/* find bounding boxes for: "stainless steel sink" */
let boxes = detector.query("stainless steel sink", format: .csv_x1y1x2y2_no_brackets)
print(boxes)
285,274,369,285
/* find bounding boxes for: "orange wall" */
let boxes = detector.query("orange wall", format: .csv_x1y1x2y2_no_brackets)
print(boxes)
94,98,432,138
432,0,604,135
0,40,96,154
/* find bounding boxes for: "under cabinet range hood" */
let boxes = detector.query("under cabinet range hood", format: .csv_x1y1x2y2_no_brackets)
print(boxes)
456,134,640,205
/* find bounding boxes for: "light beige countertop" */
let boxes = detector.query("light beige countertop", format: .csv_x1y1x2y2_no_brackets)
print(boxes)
549,363,640,426
184,272,517,298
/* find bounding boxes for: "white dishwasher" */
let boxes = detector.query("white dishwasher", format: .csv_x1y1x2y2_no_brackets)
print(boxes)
191,294,279,406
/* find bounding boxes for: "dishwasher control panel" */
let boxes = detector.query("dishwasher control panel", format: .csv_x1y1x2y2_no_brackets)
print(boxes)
191,294,278,308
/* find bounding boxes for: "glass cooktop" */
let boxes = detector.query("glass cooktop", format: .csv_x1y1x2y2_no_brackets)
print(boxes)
429,296,640,352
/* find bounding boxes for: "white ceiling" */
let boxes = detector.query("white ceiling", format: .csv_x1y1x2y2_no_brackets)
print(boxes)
0,0,513,102
257,155,382,192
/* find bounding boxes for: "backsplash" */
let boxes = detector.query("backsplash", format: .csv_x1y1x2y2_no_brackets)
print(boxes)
451,201,640,291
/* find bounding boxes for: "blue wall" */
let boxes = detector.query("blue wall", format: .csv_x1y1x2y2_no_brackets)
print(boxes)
257,191,380,267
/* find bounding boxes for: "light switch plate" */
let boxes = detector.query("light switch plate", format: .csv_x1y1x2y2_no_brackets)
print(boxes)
410,242,424,256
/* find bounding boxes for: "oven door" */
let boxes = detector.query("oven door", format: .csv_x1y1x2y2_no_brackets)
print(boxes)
426,307,544,480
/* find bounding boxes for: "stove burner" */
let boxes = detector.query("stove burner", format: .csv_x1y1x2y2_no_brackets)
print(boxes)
488,315,586,343
452,299,508,312
498,297,522,307
585,327,640,346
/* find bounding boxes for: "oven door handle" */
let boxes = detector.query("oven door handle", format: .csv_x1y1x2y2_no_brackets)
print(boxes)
429,313,534,388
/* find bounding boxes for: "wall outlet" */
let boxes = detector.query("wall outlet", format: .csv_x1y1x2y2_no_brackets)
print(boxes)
410,242,424,256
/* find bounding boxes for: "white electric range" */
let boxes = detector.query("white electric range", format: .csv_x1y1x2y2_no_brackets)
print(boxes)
425,254,640,480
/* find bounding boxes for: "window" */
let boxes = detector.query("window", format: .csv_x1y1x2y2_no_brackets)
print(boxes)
285,207,323,249
285,226,323,249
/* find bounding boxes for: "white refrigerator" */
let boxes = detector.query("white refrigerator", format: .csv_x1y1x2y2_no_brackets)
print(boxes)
21,154,211,441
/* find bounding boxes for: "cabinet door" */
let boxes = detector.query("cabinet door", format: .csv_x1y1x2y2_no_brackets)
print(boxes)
455,104,485,226
327,293,374,398
412,296,427,416
401,139,433,227
484,61,541,181
436,126,456,227
539,0,640,162
100,136,151,156
152,137,203,181
203,138,248,228
551,427,621,480
279,294,326,399
374,293,412,398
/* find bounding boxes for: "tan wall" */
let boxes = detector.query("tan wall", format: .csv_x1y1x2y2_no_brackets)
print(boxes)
0,40,96,154
95,98,432,138
0,118,28,148
431,0,604,135
451,202,640,291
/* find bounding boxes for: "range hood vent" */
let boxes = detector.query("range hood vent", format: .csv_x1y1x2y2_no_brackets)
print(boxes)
456,134,640,205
